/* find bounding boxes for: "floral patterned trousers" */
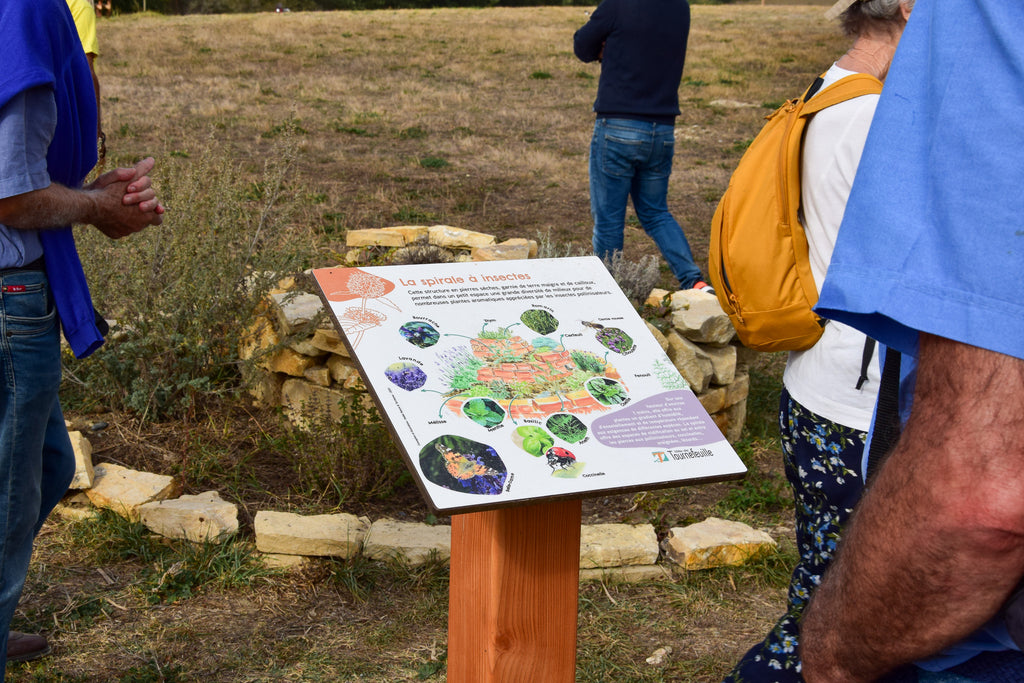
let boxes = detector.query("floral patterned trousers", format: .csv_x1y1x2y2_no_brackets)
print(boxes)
722,388,866,682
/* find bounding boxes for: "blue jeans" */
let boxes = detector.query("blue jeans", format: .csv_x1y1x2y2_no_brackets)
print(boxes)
0,270,74,673
588,117,703,289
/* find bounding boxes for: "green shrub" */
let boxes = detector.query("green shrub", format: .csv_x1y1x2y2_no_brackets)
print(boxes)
284,395,412,506
65,129,307,420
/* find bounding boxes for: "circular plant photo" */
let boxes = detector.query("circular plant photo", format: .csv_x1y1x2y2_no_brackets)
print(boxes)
585,377,629,406
545,413,587,444
520,308,559,335
461,397,506,428
510,425,554,457
419,436,507,496
384,362,427,391
399,321,440,349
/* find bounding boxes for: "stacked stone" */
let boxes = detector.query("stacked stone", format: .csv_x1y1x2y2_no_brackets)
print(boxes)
58,429,777,576
241,224,751,442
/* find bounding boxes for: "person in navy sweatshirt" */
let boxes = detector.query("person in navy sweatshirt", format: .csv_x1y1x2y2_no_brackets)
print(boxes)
0,0,163,670
574,0,711,293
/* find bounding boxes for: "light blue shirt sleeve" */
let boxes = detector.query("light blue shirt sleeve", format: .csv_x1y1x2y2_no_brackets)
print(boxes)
0,86,55,268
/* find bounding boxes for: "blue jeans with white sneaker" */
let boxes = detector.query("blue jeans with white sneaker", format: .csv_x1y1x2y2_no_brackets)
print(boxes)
588,117,703,289
0,269,75,672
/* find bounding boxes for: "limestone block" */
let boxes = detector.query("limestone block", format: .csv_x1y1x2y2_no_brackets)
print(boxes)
661,517,776,571
254,510,370,558
243,365,284,407
345,228,406,248
697,386,727,415
280,379,349,428
68,430,94,490
644,288,671,308
382,225,430,243
287,337,326,359
669,288,717,311
345,249,372,265
238,315,279,362
470,243,531,262
261,553,314,570
138,491,239,543
579,564,674,584
670,296,735,345
723,398,747,443
342,372,366,391
644,321,670,353
53,502,101,522
734,343,761,373
703,344,737,386
499,237,538,258
724,372,750,409
265,347,319,378
427,224,496,249
665,331,713,394
85,463,181,522
310,328,350,356
303,365,332,387
363,518,452,567
269,292,324,336
579,524,659,569
327,355,359,385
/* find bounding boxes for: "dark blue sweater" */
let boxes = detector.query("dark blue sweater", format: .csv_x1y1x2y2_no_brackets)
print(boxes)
574,0,690,125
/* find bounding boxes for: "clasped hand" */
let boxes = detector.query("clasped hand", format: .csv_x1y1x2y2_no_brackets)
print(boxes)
86,157,165,239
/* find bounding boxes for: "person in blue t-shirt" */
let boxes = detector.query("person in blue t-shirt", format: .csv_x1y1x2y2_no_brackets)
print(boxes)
800,1,1024,682
573,0,712,293
0,0,164,671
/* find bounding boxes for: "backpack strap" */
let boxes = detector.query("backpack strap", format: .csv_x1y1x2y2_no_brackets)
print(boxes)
856,337,876,390
801,72,883,116
866,346,902,481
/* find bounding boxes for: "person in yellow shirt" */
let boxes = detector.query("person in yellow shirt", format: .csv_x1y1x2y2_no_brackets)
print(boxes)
65,0,105,163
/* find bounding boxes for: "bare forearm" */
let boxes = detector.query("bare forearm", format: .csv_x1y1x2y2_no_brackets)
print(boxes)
801,335,1024,682
0,183,100,231
0,158,164,239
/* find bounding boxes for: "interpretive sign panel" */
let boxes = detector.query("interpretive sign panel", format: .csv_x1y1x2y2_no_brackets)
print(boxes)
312,256,745,514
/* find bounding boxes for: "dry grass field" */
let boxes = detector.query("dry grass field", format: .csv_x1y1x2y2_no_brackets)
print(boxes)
10,5,851,682
97,4,843,278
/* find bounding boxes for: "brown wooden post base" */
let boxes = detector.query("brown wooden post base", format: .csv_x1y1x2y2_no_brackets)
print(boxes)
447,499,583,682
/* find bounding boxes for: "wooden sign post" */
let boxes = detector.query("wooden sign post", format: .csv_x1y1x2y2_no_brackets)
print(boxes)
448,499,582,682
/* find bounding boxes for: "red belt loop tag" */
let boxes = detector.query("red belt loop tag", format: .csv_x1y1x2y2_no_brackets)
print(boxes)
1,285,26,293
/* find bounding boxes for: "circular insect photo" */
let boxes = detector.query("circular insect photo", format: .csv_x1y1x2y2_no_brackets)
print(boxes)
420,436,507,495
545,446,584,478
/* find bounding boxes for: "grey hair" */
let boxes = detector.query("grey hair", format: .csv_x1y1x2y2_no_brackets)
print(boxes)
840,0,915,37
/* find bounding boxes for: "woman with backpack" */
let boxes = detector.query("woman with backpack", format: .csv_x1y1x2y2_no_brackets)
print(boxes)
721,1,914,680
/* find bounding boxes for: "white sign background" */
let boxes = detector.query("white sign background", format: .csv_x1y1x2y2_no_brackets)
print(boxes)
313,256,745,514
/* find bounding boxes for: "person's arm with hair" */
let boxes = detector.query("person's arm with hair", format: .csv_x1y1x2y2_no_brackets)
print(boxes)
801,333,1024,682
0,157,163,239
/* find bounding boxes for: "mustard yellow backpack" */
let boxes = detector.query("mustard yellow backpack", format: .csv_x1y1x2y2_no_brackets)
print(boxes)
708,72,883,352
